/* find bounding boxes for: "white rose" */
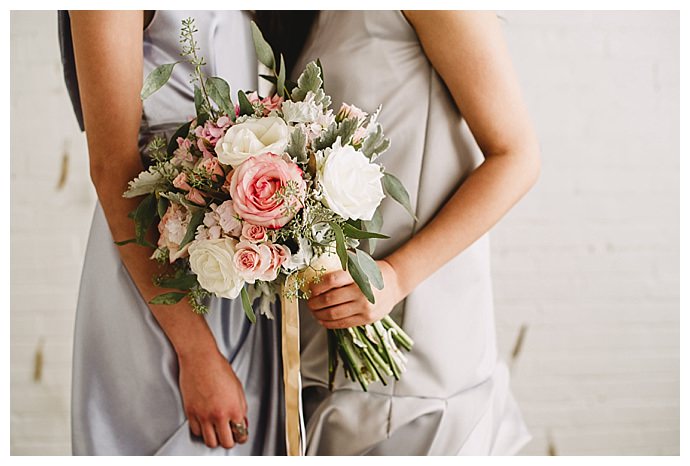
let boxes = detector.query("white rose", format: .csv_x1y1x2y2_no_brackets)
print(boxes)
188,238,244,299
317,139,385,221
214,116,289,167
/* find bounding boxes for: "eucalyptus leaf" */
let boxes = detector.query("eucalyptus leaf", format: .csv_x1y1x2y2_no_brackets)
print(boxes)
287,126,307,163
237,90,254,117
241,286,257,324
141,62,178,100
342,222,389,240
178,208,205,249
157,274,198,291
149,292,186,305
356,249,384,290
194,85,204,116
362,206,384,254
382,172,417,221
347,251,375,304
250,21,276,70
206,76,233,116
277,54,286,97
330,222,348,271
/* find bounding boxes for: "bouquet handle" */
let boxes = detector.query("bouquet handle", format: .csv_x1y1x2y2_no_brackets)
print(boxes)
280,274,305,456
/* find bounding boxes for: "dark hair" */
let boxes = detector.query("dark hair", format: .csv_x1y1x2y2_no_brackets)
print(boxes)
253,11,320,78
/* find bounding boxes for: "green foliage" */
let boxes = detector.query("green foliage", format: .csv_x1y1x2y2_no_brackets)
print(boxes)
342,222,389,240
123,170,166,198
149,291,187,305
362,123,391,159
346,251,375,304
277,54,286,97
287,126,308,163
250,21,276,70
156,195,169,219
205,76,234,117
337,117,359,145
141,62,178,100
314,122,338,151
241,286,257,323
356,249,384,290
237,90,254,117
178,208,205,249
329,221,348,271
157,273,198,291
362,206,384,254
133,194,158,247
291,61,322,102
382,172,417,221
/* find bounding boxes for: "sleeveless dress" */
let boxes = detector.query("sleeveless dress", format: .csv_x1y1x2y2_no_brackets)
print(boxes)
66,11,286,455
293,11,531,455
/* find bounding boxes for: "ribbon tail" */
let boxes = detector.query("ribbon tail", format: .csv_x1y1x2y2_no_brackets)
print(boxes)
280,275,305,456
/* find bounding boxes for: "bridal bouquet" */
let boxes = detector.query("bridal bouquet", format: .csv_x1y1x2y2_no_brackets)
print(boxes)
121,18,414,391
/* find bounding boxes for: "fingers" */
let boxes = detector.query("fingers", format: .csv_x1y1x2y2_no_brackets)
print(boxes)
320,315,368,329
307,283,358,311
215,420,236,450
189,415,202,438
312,301,361,323
201,420,219,448
309,270,353,297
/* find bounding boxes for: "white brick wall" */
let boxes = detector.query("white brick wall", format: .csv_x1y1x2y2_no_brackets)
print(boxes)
9,10,679,455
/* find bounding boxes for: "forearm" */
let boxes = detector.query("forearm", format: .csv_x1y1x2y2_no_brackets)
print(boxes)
384,150,539,298
92,162,219,361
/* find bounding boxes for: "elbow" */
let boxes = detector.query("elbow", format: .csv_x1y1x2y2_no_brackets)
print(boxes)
522,141,541,191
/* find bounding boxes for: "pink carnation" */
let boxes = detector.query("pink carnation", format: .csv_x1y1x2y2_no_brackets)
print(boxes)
261,95,284,115
215,201,243,237
229,152,306,229
158,203,192,263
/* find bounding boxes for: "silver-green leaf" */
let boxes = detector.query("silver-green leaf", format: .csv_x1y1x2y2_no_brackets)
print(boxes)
291,61,322,102
206,76,233,116
347,251,375,304
141,62,178,100
250,21,275,70
355,249,384,290
149,291,186,305
382,172,417,221
287,127,308,163
241,286,257,324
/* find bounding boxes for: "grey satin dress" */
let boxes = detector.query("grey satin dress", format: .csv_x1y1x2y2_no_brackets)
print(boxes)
68,11,286,455
294,11,532,455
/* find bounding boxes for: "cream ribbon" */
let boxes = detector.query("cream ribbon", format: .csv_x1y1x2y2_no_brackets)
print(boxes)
280,274,304,456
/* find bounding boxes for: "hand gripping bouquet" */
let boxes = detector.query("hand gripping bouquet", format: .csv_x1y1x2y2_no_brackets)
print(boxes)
122,18,415,392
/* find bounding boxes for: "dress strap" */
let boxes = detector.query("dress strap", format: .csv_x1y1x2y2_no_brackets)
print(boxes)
57,10,85,132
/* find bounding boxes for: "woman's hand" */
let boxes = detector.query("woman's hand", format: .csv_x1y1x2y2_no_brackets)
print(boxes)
306,259,405,329
178,349,249,449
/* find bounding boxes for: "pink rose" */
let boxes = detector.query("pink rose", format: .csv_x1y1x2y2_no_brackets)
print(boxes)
270,243,291,269
173,172,192,191
229,152,306,229
241,223,267,243
158,203,192,263
233,240,277,283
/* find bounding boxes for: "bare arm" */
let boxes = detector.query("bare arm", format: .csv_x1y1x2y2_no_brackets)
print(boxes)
69,11,247,448
307,11,540,328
